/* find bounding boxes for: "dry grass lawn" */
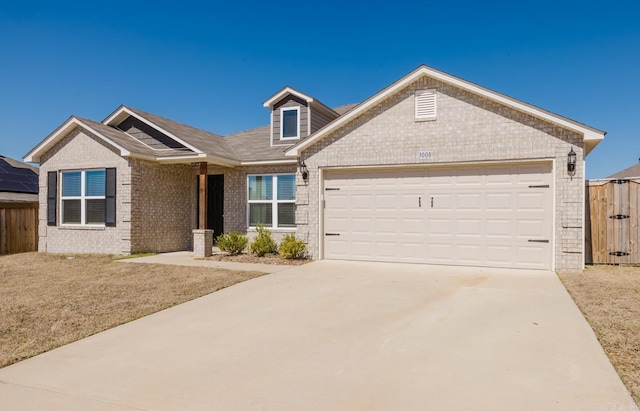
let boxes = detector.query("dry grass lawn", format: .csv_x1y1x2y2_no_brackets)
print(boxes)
558,265,640,406
0,252,265,368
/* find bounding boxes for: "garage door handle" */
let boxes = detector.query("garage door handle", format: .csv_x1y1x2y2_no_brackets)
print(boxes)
528,239,549,243
325,233,340,236
528,185,549,188
325,188,340,191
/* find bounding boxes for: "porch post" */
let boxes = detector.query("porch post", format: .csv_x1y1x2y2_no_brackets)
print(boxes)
193,162,213,257
199,162,208,230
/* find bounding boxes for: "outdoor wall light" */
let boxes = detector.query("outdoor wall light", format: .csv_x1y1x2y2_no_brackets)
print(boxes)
299,160,308,181
567,148,577,174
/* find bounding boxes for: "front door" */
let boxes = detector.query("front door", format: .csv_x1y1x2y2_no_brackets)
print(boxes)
197,174,224,240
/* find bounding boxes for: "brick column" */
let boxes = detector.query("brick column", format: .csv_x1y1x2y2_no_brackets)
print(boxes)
192,229,213,258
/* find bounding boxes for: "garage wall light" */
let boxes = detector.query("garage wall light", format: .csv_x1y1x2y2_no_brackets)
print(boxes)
567,148,577,175
299,160,308,181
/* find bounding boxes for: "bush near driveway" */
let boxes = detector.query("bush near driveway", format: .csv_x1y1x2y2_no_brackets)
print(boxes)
558,266,640,407
0,253,264,368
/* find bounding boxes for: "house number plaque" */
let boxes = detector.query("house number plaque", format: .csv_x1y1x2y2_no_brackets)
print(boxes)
417,150,433,160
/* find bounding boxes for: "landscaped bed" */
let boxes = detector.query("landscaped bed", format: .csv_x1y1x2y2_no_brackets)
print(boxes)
0,252,264,368
558,265,640,407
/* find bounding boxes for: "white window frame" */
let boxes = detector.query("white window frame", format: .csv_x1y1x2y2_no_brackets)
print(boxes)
280,107,300,140
60,169,106,226
247,173,296,230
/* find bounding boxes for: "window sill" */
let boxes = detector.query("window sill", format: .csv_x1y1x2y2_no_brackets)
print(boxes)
415,117,437,122
58,225,106,231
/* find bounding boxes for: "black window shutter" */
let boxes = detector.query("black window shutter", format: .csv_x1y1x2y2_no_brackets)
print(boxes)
105,168,116,227
47,172,57,226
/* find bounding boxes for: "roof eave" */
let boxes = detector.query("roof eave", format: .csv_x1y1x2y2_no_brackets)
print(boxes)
24,117,131,164
103,106,205,155
263,86,314,109
286,65,606,157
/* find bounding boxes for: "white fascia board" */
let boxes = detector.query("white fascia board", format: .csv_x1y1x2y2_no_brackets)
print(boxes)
263,87,314,108
240,159,298,166
104,107,204,154
24,117,131,163
156,153,240,166
286,65,606,157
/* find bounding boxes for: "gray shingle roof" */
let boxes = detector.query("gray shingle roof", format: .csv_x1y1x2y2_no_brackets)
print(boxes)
76,117,192,158
224,125,290,162
608,163,640,179
125,107,238,161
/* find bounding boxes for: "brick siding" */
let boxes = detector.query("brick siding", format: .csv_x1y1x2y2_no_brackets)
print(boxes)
296,76,585,271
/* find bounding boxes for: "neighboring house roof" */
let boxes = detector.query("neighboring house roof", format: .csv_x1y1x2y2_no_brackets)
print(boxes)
285,65,606,157
607,163,640,179
0,155,39,203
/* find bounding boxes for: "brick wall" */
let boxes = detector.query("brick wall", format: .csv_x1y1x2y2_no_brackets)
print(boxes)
38,129,132,254
297,75,585,270
204,163,297,244
129,159,195,253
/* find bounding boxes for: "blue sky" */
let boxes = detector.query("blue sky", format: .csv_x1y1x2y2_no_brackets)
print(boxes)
0,1,637,178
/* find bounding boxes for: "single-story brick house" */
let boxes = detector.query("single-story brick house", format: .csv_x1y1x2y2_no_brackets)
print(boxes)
25,65,604,270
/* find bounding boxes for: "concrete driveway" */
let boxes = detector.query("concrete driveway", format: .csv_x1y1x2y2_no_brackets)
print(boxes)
0,261,635,410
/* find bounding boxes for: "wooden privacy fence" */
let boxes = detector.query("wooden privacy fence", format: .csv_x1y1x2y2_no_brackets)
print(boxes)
0,203,38,255
586,178,640,264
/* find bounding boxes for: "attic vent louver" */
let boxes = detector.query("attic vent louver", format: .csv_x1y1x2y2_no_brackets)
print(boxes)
415,89,437,120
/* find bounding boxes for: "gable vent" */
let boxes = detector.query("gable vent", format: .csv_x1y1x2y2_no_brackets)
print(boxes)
415,89,437,120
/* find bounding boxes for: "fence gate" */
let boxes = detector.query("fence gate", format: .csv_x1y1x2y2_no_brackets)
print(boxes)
586,179,640,264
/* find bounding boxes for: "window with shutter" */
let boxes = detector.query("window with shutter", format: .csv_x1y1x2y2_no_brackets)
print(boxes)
59,168,115,226
415,89,437,120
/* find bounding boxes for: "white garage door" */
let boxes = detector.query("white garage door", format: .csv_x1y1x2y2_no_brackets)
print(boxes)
323,163,552,270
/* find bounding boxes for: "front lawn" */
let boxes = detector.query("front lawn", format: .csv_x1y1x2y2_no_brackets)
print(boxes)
0,253,264,368
558,266,640,406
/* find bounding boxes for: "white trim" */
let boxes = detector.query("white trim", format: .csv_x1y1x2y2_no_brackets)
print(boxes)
240,159,298,166
307,106,312,136
103,107,203,154
246,173,297,229
263,87,314,108
280,107,301,140
581,158,585,270
551,158,557,272
60,168,107,227
318,167,325,259
269,110,274,148
285,65,605,157
24,117,131,163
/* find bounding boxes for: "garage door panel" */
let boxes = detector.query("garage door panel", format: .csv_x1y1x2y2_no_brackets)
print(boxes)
324,163,552,270
456,193,483,211
486,192,514,211
485,245,514,265
457,219,483,237
485,218,513,237
457,245,482,264
516,192,547,211
517,219,547,238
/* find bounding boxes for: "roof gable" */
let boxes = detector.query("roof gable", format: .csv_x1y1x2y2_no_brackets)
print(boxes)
285,65,606,157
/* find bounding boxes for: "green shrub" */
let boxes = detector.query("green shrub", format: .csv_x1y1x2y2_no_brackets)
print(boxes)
279,233,307,259
215,232,248,255
250,224,277,257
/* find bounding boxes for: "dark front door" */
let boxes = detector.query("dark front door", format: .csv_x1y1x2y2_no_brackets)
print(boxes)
197,174,224,240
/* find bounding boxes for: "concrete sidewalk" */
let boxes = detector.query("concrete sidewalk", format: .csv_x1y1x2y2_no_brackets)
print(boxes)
0,261,636,410
117,251,294,273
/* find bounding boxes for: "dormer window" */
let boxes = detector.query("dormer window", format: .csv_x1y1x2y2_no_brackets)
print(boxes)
281,107,300,139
